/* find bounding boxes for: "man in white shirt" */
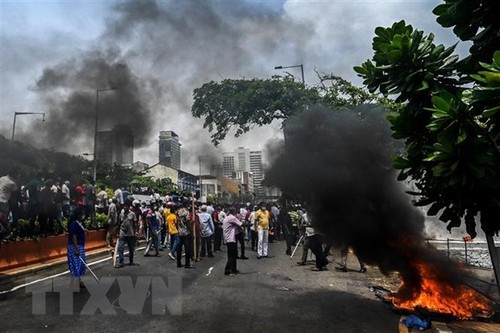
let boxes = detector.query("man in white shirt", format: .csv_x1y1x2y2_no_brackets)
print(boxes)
96,185,108,214
0,169,18,240
115,188,125,207
61,181,71,218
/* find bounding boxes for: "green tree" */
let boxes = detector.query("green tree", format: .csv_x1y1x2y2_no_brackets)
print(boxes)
192,76,320,146
97,163,136,189
355,0,500,236
192,75,397,146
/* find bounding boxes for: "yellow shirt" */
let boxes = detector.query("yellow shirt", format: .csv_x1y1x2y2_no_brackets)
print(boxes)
167,213,178,235
255,209,270,230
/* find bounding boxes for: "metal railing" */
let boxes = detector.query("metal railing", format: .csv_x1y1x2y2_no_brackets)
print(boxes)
426,238,496,268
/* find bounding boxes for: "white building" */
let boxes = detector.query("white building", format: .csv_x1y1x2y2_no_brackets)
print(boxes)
249,150,263,197
222,147,264,198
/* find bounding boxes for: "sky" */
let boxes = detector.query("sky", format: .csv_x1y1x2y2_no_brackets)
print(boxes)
0,0,468,176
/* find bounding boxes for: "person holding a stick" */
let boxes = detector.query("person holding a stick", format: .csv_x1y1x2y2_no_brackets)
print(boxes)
67,206,87,291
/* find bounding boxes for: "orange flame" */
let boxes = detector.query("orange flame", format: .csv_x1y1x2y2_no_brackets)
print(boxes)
390,262,493,319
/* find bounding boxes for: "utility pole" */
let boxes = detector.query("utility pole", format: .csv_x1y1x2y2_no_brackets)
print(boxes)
12,112,45,142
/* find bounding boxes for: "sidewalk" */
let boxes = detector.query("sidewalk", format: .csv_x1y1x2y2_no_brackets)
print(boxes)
466,266,500,304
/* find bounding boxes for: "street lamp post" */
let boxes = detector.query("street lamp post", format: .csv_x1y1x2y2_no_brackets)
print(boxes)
199,156,203,201
198,155,210,202
274,64,305,85
93,88,116,182
11,112,45,141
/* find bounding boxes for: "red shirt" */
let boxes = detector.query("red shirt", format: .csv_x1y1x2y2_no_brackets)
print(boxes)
75,185,85,206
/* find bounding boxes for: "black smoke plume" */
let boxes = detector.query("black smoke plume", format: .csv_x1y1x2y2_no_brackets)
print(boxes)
266,105,467,300
22,1,314,170
30,49,151,152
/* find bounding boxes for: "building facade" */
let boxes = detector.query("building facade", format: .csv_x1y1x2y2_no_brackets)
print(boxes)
222,153,235,178
249,150,263,197
96,125,134,166
159,130,181,170
222,147,264,198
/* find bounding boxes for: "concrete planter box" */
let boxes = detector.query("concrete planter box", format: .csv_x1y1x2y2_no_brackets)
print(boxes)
0,229,107,272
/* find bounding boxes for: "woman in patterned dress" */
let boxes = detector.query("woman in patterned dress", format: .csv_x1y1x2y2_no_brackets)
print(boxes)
67,206,87,291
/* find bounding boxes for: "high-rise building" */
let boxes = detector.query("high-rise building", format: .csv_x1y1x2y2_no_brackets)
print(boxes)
249,150,264,196
96,125,134,166
222,153,235,178
159,131,181,170
222,147,264,197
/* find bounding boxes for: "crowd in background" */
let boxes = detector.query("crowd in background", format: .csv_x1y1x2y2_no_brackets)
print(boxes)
1,169,366,282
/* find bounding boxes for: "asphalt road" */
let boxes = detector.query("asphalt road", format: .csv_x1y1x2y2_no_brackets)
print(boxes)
0,240,401,333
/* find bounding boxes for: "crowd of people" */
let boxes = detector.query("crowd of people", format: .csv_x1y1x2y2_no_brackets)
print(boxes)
100,198,368,279
0,169,367,291
0,171,104,239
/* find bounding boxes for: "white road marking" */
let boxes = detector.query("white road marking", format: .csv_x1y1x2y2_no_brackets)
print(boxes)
206,266,214,276
0,246,145,295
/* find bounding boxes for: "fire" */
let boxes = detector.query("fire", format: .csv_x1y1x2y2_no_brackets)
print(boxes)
390,261,493,319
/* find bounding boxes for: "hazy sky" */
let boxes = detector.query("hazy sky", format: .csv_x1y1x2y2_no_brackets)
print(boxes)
1,0,467,174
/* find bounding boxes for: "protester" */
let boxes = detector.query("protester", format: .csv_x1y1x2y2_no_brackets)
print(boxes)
52,179,65,233
67,206,86,291
212,205,223,252
176,205,194,268
336,245,367,273
61,180,71,218
25,174,42,236
190,206,202,261
96,185,108,214
236,204,248,259
0,169,18,241
198,205,214,258
114,187,124,206
255,203,270,259
166,206,179,260
116,203,138,268
106,198,118,250
279,206,294,255
84,181,96,223
74,181,85,208
249,205,258,251
144,204,161,257
222,207,243,276
38,179,56,236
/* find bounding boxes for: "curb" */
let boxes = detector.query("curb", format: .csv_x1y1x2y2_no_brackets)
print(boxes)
0,246,112,292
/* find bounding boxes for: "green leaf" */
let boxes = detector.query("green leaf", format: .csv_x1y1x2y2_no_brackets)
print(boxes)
483,105,500,117
494,51,500,68
417,80,429,91
456,131,467,144
431,95,451,112
432,4,448,16
353,66,367,75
